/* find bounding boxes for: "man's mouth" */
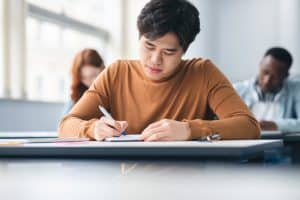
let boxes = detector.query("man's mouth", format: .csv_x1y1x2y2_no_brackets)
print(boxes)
147,66,163,74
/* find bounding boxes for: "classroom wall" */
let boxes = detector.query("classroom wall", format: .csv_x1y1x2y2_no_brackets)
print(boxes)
183,0,300,81
0,99,64,131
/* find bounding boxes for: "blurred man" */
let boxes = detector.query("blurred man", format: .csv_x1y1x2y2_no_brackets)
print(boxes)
234,47,300,132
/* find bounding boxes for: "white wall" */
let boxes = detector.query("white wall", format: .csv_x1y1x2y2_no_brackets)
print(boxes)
186,0,300,81
123,0,148,59
184,0,215,60
278,0,300,77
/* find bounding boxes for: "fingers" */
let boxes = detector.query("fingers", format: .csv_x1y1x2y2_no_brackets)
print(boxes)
141,119,190,141
94,118,128,141
141,120,170,141
100,117,122,132
101,125,121,137
94,122,120,141
145,132,168,141
259,120,277,131
119,121,128,132
142,120,165,133
141,126,165,140
259,120,269,128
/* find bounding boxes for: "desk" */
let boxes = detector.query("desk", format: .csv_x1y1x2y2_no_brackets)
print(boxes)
0,140,282,160
260,130,283,139
284,133,300,163
0,158,299,200
260,131,300,163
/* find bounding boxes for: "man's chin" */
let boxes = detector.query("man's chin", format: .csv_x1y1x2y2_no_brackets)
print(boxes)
262,87,276,94
144,69,164,81
145,74,162,81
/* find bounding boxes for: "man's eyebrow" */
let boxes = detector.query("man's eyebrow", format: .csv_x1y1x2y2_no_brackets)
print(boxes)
165,48,178,52
145,41,155,46
145,40,178,52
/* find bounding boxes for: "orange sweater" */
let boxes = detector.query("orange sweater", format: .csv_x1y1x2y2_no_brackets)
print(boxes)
59,58,260,140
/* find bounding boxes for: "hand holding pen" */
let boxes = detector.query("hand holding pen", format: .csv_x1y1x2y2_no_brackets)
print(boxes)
93,106,128,141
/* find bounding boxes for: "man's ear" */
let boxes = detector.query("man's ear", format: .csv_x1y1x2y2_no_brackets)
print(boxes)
286,71,290,78
283,71,289,80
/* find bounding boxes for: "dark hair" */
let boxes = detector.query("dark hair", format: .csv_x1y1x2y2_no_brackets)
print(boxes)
264,47,293,70
137,0,200,52
70,48,104,103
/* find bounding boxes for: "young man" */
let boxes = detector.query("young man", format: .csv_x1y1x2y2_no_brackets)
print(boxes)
59,0,260,141
234,47,300,132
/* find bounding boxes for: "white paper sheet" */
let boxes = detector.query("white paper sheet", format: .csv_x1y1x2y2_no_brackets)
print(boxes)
104,134,142,142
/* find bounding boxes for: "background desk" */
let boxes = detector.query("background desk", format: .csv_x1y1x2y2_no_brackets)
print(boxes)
284,133,300,163
260,130,283,139
260,131,300,164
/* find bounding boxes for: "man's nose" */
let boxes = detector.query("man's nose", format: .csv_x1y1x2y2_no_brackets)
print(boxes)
263,75,272,85
150,51,162,65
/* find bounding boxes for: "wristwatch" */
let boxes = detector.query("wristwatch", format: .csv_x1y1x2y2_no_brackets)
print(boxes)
205,133,221,142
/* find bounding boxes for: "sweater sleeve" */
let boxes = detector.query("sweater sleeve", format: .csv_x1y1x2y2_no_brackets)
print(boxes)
274,85,300,132
58,61,120,139
186,60,260,140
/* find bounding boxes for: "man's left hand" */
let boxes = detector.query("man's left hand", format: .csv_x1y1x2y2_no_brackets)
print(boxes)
141,119,191,141
259,120,278,130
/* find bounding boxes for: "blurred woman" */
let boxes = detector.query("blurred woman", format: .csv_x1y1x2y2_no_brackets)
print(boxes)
62,48,105,115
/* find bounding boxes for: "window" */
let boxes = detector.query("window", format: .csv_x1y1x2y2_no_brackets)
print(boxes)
26,0,109,101
1,0,140,100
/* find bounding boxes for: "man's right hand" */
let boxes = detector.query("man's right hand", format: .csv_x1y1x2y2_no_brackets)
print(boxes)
93,117,128,141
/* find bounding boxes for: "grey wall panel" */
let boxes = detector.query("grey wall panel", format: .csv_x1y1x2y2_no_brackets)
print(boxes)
0,99,64,131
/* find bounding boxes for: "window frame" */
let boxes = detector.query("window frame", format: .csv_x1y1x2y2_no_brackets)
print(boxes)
0,0,110,102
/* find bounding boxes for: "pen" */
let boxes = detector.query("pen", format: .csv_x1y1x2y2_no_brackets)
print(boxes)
98,106,126,135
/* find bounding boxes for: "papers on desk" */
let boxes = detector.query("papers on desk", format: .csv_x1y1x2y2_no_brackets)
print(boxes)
0,138,89,146
0,135,142,146
0,131,57,138
104,134,142,142
26,138,89,143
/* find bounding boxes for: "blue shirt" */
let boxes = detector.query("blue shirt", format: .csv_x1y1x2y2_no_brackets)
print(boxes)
234,78,300,132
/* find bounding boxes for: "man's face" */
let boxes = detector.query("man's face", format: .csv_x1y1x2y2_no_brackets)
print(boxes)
257,55,288,93
139,32,184,81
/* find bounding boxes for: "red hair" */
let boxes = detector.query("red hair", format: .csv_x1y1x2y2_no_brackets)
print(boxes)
70,48,104,103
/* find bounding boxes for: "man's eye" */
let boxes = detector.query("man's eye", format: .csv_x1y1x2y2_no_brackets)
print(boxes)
145,44,154,50
164,51,175,55
262,70,269,75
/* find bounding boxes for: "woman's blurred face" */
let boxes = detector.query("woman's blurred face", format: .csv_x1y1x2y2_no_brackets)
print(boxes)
80,65,103,87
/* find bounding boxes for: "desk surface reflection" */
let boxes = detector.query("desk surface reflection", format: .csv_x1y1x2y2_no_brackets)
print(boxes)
0,158,299,200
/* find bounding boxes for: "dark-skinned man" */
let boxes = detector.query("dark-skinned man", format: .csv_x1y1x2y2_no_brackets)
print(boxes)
234,47,300,132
